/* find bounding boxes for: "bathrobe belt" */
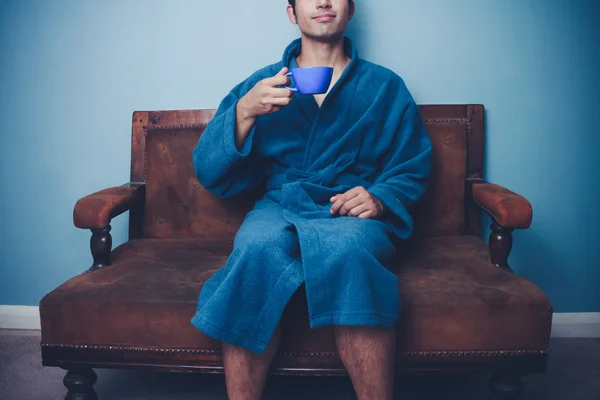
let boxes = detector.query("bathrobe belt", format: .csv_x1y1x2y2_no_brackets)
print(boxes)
266,154,373,191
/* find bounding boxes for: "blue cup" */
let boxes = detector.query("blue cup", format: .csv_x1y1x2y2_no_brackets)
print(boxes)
284,66,334,95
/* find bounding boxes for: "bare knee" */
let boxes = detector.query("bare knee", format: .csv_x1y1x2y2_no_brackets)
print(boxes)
223,323,282,365
334,325,396,356
334,325,396,339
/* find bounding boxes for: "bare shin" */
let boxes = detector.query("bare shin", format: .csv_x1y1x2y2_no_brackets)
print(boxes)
334,325,396,400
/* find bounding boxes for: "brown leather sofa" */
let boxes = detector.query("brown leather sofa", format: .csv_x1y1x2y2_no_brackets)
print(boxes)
39,105,553,399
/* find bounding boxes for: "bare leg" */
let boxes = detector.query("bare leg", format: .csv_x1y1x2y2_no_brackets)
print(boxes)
222,324,281,400
334,326,396,400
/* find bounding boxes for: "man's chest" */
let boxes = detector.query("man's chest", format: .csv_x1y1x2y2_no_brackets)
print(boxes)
255,74,384,164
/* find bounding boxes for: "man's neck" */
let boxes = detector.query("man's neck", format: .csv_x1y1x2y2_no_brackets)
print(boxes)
296,35,350,70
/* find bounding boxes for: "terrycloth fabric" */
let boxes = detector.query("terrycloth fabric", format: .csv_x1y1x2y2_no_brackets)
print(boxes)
190,37,433,354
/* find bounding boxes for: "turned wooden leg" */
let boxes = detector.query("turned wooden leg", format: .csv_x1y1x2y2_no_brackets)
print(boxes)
489,375,523,399
489,222,514,272
63,367,98,400
89,225,112,271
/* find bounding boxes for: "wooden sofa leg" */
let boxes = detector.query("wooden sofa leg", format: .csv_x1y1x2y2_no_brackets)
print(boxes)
89,225,112,271
63,367,98,400
489,374,523,399
489,223,514,273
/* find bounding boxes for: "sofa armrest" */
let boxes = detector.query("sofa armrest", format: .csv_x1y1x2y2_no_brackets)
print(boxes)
472,183,532,229
467,180,533,273
74,182,145,229
73,182,145,271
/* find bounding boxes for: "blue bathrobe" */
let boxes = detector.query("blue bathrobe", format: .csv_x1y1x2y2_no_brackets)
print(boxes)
190,37,432,354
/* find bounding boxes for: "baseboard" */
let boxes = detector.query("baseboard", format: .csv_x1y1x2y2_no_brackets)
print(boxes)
1,306,599,338
550,313,600,338
0,306,41,330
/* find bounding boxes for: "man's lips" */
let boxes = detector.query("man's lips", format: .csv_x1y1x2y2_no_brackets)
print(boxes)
314,13,336,21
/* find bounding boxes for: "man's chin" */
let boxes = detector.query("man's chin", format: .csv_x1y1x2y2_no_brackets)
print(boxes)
302,31,345,44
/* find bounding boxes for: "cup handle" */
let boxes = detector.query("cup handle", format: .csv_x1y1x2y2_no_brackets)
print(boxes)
284,72,298,92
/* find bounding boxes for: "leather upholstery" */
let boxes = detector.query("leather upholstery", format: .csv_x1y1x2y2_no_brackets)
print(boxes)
73,185,142,229
143,128,260,240
473,183,533,229
40,236,551,362
411,118,467,236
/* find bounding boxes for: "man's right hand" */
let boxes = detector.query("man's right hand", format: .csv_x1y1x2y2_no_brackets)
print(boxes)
234,67,292,150
238,67,293,119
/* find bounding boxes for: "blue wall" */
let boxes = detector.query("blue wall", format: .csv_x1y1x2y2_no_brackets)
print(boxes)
1,0,598,312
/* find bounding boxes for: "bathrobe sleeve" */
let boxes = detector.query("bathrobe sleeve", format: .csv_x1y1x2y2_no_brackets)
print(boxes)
192,84,265,198
367,97,433,239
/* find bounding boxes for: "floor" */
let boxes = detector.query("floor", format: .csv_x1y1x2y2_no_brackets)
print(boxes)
0,330,598,399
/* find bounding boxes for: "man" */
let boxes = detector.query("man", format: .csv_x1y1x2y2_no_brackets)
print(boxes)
190,1,432,399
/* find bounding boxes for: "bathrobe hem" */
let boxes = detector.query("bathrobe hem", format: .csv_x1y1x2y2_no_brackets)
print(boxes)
246,260,304,349
190,316,268,354
190,260,303,355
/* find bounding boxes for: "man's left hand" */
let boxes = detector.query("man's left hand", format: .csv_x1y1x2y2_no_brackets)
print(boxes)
330,186,386,219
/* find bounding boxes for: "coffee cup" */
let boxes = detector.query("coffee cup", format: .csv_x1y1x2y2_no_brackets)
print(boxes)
284,66,334,95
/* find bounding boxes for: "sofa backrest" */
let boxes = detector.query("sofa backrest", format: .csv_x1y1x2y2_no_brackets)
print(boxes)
130,105,484,240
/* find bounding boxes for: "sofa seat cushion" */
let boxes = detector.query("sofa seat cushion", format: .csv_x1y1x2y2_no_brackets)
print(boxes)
40,238,229,350
40,236,552,356
277,235,552,360
397,235,552,352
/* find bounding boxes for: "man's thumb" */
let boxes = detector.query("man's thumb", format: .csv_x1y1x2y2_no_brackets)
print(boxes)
276,67,289,76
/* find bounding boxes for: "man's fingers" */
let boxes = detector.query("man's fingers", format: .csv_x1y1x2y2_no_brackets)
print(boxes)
337,188,361,204
329,195,340,213
339,196,364,216
270,97,292,106
270,87,293,98
330,188,363,215
344,186,364,198
358,210,374,219
331,195,358,215
348,203,371,217
330,197,347,214
265,74,290,87
268,67,289,88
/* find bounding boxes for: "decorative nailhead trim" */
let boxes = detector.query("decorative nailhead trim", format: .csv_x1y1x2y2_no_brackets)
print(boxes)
142,134,148,181
41,343,219,356
423,117,472,143
423,118,471,124
41,344,549,358
468,171,483,179
143,124,207,131
398,349,549,357
281,351,337,358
